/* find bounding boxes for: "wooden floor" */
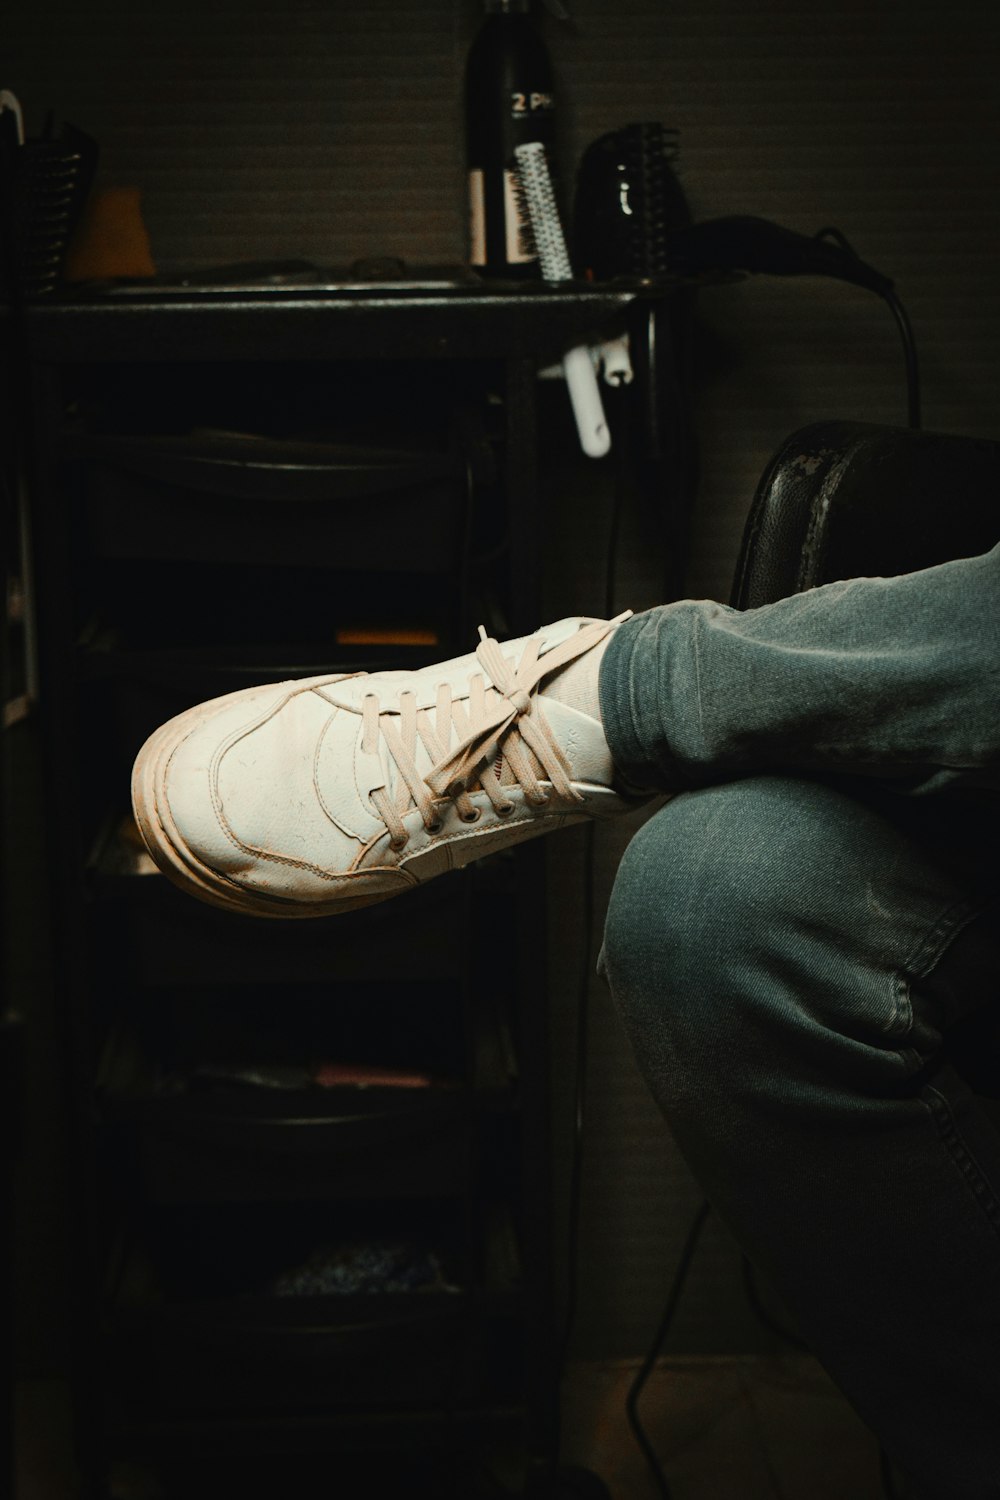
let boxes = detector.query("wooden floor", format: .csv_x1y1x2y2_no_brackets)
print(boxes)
17,1355,890,1499
560,1354,888,1500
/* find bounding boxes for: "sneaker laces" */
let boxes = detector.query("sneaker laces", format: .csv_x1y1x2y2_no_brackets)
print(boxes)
361,615,628,851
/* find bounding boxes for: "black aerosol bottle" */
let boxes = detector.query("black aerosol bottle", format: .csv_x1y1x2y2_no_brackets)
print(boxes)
465,0,557,278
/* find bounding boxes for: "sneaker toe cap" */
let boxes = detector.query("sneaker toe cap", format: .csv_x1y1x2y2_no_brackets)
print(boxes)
141,683,410,910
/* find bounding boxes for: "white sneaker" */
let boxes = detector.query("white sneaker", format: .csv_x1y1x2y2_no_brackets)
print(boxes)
131,614,636,918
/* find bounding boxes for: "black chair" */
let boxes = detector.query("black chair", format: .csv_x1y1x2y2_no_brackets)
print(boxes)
726,419,1000,1494
731,419,1000,609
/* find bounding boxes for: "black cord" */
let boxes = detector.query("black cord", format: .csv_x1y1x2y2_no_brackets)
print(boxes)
557,386,627,1381
557,819,596,1382
814,227,922,431
741,1233,905,1500
741,1231,905,1500
604,380,701,1500
625,1199,712,1500
743,1259,899,1500
882,287,922,430
558,287,920,1499
563,382,710,1500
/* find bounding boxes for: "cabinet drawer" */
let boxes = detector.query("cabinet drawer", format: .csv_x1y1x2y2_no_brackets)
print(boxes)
80,452,468,572
110,1292,480,1412
106,1202,491,1412
92,864,473,987
88,642,440,766
109,1086,476,1204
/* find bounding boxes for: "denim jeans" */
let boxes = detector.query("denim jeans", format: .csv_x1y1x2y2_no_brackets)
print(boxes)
598,545,1000,1499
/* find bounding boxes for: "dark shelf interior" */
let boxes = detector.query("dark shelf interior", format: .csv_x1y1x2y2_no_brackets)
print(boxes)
20,297,574,1489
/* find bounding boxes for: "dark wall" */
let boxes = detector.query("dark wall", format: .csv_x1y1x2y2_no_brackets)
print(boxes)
8,0,998,588
7,0,999,1361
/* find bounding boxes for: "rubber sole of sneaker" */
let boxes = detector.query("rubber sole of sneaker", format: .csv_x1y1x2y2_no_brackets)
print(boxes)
130,680,397,920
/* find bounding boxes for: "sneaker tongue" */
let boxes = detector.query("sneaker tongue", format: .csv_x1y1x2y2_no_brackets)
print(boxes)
539,633,607,720
485,738,543,790
535,696,615,786
405,684,547,794
428,692,613,794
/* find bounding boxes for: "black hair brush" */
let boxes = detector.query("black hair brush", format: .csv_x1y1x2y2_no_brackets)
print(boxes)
573,121,691,280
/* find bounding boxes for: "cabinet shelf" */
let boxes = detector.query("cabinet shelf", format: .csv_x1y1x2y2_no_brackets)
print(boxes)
101,1083,478,1204
79,639,440,682
75,572,459,662
105,1401,526,1458
87,861,474,993
108,1288,480,1413
102,1194,523,1415
63,429,464,502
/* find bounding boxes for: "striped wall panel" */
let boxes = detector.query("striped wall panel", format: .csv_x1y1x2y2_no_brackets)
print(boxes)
6,0,998,1359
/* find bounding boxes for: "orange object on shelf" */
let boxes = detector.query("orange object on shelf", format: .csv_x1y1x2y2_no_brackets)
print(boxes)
334,625,439,646
63,185,156,282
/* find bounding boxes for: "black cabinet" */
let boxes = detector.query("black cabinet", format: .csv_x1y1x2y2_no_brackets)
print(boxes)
18,280,659,1497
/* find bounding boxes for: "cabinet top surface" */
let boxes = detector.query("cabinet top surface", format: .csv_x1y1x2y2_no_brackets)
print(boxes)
15,272,690,363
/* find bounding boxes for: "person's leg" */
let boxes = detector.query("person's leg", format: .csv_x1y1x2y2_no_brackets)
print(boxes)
600,543,1000,800
601,775,1000,1499
131,543,1000,913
